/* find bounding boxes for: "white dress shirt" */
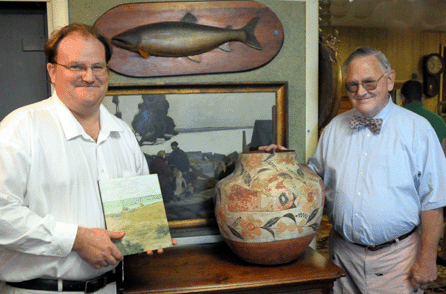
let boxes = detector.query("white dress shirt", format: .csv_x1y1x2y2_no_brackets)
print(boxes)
0,94,149,282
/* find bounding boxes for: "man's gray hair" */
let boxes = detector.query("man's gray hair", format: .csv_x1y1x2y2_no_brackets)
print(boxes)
342,47,392,74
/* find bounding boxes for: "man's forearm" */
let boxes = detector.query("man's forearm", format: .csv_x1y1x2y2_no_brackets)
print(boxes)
419,208,443,261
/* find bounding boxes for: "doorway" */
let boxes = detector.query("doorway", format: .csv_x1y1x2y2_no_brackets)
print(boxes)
0,2,50,121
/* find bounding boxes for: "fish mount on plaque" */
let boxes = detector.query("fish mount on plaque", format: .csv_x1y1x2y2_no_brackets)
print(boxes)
93,1,284,78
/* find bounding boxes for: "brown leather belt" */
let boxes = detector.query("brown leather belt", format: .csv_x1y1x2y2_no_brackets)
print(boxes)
6,263,122,293
354,227,417,251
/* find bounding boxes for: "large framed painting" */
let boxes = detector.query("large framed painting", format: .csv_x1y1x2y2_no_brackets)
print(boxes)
103,82,287,236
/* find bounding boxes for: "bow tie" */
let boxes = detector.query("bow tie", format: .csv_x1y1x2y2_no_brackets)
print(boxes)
349,115,383,134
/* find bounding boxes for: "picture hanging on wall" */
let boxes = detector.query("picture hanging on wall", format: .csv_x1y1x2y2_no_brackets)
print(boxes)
103,82,288,236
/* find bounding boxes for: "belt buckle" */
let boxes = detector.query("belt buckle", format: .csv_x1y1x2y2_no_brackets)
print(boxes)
84,280,91,293
84,279,93,293
366,244,382,251
365,245,375,251
366,240,395,251
84,276,106,293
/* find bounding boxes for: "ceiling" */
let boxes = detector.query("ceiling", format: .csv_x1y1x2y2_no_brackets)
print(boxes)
326,0,446,32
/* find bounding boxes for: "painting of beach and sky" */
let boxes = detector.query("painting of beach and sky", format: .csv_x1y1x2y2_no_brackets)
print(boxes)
98,174,172,255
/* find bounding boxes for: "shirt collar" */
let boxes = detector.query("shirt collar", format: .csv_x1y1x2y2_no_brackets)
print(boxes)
51,93,125,142
98,104,126,143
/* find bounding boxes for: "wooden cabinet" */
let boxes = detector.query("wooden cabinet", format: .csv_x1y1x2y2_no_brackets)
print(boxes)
121,241,345,294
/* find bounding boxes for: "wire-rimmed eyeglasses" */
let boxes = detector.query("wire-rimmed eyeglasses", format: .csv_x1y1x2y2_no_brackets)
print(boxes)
344,72,387,93
53,62,108,76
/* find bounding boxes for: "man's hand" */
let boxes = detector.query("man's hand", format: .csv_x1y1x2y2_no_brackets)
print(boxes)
146,238,178,255
409,208,443,290
73,227,125,269
409,257,437,290
258,144,288,152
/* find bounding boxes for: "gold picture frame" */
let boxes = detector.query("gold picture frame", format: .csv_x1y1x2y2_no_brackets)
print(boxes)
105,82,288,236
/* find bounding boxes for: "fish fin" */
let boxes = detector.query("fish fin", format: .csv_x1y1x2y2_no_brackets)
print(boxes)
187,56,201,63
242,17,263,50
181,12,198,23
138,49,150,59
218,42,231,52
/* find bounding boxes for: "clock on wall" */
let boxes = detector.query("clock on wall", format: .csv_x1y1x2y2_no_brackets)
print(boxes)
423,53,445,98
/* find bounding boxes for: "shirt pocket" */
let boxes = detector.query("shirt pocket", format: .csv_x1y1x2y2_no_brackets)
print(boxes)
373,154,411,189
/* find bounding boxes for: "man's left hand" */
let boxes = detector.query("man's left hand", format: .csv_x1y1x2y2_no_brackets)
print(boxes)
409,257,437,290
146,238,178,255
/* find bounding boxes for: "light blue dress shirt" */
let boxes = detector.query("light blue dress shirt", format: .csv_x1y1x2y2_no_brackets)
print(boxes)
308,98,446,246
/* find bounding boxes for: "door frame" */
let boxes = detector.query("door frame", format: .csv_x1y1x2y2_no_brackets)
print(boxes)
1,0,68,93
1,0,68,40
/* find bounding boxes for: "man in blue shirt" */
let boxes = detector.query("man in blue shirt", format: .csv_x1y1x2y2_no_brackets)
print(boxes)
261,47,446,293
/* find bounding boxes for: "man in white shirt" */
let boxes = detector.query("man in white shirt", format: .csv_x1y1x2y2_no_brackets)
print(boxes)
0,23,174,294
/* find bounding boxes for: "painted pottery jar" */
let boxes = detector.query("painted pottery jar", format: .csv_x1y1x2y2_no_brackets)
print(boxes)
214,150,325,265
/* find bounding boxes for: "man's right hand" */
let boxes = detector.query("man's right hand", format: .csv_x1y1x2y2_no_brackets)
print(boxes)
72,227,125,269
258,144,288,152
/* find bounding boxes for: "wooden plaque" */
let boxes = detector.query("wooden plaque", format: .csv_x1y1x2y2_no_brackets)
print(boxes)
93,1,284,77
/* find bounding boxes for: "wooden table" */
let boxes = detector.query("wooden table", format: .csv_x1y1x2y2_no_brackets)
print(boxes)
121,241,345,294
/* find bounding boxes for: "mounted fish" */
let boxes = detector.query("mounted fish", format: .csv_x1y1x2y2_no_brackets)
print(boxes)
93,1,284,77
111,12,262,62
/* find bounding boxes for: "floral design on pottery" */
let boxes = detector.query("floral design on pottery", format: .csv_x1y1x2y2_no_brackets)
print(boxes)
215,151,325,245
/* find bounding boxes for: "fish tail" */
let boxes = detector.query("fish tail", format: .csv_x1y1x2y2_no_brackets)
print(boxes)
242,17,262,50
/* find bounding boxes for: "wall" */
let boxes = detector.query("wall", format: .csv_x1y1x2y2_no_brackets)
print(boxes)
68,0,319,163
322,26,446,113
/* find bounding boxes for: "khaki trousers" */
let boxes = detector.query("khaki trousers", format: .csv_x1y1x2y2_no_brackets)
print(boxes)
329,229,422,294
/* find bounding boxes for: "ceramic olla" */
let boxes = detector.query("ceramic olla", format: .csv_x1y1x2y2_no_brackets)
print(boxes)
214,150,325,265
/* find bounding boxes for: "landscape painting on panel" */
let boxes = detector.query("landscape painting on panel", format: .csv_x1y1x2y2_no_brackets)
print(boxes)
102,87,282,229
98,174,172,255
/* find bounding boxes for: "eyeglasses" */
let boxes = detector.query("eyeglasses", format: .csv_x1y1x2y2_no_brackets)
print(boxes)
53,62,108,76
344,72,387,93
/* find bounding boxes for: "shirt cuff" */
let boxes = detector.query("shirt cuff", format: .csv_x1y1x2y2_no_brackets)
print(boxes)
52,222,78,257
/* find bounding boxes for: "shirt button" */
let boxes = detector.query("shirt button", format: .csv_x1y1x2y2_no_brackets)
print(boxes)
364,152,368,156
360,172,364,176
367,134,371,137
357,192,361,196
355,213,359,216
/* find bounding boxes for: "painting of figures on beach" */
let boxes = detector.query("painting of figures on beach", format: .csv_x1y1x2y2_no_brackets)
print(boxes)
98,174,172,256
102,91,276,224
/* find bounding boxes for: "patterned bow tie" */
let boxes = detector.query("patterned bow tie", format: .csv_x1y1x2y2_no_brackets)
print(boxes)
349,115,383,134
